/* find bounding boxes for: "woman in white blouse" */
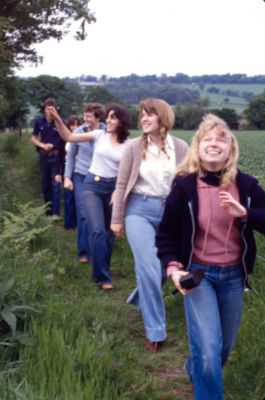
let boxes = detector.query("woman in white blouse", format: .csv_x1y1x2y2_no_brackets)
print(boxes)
47,104,131,290
111,98,188,352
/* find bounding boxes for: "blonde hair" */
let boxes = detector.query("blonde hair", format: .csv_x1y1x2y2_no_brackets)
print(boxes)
177,113,239,188
139,98,175,159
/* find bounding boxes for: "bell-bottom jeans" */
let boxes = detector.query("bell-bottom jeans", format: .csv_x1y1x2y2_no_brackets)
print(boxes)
125,193,167,343
82,172,116,285
73,173,91,259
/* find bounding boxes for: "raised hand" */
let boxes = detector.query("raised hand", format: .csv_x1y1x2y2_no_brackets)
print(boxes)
219,191,247,218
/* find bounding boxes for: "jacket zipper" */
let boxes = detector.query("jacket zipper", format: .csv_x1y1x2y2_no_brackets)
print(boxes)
187,201,196,269
241,224,249,290
241,196,251,290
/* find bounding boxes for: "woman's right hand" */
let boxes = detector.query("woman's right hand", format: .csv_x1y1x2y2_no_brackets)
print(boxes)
46,106,61,122
111,223,124,238
171,270,191,295
64,177,74,190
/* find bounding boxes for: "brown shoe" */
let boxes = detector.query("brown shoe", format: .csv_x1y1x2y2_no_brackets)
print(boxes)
79,257,90,264
101,283,113,290
145,340,163,353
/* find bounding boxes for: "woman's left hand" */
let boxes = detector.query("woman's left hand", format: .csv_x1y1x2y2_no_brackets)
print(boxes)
219,191,247,218
110,223,124,238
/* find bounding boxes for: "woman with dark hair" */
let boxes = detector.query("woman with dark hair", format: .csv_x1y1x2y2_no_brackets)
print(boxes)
47,104,131,289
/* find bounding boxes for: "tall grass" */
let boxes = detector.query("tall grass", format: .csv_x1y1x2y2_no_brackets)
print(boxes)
0,130,265,399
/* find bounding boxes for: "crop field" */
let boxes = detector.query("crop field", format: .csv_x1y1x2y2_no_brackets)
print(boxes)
175,130,265,181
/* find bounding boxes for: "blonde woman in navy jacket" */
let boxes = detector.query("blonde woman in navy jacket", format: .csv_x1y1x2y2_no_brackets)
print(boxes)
156,114,265,400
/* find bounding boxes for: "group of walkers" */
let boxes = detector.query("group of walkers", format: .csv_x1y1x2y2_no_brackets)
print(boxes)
31,96,265,400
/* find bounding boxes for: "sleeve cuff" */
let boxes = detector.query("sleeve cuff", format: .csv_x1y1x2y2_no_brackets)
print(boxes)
167,261,183,277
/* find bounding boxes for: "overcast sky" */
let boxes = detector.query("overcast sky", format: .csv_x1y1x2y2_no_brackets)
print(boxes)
16,0,265,79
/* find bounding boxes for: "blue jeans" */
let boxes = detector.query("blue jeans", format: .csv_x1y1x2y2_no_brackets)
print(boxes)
63,188,76,229
39,154,61,215
125,193,167,342
184,263,244,400
73,173,91,259
82,172,116,284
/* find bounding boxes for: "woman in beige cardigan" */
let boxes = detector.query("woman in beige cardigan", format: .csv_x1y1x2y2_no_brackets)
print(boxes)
111,98,188,352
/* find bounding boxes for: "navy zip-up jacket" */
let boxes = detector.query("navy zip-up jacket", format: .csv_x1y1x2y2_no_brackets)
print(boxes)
156,170,265,280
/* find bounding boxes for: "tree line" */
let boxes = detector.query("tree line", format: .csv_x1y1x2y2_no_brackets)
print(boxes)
1,74,265,132
79,73,265,85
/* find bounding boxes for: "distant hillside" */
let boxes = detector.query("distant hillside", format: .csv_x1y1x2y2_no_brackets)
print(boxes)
76,74,265,114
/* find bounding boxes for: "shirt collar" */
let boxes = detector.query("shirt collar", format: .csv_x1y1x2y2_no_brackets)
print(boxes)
147,133,174,150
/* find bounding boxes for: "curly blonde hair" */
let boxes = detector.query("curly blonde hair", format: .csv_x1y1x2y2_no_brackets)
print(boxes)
177,113,239,188
139,98,175,159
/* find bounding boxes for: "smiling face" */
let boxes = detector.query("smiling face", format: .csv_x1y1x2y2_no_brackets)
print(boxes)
83,111,99,130
140,109,160,135
198,127,232,171
106,110,120,134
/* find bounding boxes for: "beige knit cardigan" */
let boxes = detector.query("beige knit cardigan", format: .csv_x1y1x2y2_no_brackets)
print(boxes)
111,135,189,224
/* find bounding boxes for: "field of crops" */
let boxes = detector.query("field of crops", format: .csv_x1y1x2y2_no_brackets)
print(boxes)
175,130,265,181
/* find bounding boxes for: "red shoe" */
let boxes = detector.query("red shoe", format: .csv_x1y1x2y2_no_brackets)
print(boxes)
145,340,163,353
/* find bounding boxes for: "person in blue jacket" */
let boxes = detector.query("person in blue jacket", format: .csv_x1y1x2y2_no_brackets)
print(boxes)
64,103,106,264
62,115,82,230
31,98,65,219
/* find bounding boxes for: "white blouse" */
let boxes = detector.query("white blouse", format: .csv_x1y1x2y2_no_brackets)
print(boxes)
89,130,129,178
133,134,176,198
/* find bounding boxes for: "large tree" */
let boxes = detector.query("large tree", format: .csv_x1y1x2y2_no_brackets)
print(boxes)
0,0,96,72
245,91,265,129
0,0,95,130
26,75,84,118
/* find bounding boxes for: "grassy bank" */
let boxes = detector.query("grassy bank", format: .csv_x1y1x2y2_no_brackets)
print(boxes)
0,130,265,399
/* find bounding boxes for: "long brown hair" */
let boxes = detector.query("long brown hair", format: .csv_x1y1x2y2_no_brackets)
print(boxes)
139,98,175,159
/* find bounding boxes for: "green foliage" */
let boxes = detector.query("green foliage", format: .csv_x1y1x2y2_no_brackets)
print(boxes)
0,1,96,128
27,75,84,117
0,202,52,257
83,85,123,106
106,81,200,106
0,78,29,130
174,99,209,129
16,317,156,400
0,272,39,342
0,0,96,68
209,107,239,129
245,90,265,129
0,133,20,156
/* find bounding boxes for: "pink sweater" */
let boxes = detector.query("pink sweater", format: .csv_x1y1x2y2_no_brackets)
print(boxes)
192,179,241,267
167,178,242,277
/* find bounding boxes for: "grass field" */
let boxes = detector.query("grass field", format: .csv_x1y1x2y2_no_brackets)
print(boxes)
164,83,265,114
0,130,265,399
